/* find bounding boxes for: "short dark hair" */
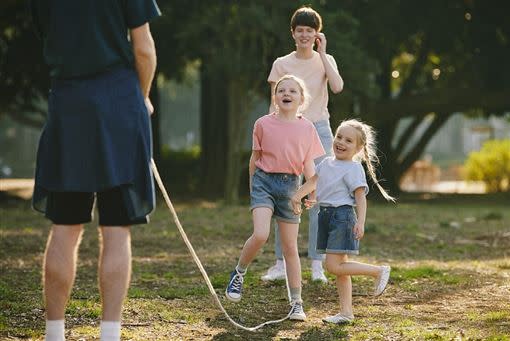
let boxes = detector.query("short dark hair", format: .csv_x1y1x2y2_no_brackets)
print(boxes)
290,6,323,32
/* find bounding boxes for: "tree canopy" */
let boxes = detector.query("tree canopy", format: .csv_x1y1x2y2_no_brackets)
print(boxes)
2,0,509,200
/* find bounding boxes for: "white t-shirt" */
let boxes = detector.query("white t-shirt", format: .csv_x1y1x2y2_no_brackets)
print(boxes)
268,51,338,123
315,157,369,207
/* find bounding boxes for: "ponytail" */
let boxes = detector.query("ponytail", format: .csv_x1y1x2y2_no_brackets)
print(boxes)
339,119,396,202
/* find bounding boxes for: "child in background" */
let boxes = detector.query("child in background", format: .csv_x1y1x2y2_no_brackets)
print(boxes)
263,5,344,283
225,75,324,320
291,119,395,324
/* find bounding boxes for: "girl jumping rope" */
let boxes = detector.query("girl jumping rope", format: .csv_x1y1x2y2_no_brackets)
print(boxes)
225,75,325,320
291,119,395,324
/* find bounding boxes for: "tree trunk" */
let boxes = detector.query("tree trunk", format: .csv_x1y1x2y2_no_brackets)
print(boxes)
200,64,228,197
224,79,251,204
371,59,402,196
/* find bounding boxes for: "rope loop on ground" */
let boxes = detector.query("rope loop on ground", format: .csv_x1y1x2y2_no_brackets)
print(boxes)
151,159,291,332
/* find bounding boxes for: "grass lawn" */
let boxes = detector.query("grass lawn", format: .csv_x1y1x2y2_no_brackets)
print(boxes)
1,192,509,340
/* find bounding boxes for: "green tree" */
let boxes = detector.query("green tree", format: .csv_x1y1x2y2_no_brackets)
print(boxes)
464,139,510,192
0,0,48,128
333,0,510,194
154,0,367,202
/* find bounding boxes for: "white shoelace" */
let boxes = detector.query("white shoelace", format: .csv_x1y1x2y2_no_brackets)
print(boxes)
229,273,244,293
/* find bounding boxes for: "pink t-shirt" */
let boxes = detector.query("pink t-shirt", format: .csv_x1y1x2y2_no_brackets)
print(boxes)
252,113,325,175
268,51,338,123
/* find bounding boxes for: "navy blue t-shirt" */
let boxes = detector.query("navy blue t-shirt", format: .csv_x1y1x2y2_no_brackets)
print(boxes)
31,0,160,78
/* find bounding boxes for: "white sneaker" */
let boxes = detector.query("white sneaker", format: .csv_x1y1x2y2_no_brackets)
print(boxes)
311,261,328,283
322,313,354,324
374,265,391,296
260,262,286,281
289,301,306,321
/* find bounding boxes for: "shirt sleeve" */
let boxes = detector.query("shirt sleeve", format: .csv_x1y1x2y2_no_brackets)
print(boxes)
326,54,339,71
304,125,325,164
252,119,262,151
125,0,161,29
267,58,282,83
315,158,327,177
344,163,369,197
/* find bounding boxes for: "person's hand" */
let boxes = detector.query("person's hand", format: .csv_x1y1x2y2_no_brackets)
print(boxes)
145,97,154,115
291,196,302,215
303,198,317,209
353,222,365,240
315,33,327,55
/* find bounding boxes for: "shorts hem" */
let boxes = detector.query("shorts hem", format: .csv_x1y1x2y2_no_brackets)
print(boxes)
46,214,92,225
325,249,359,255
273,215,300,224
250,203,274,212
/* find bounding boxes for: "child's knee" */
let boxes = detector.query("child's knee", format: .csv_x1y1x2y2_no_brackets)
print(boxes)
336,274,350,282
281,244,298,257
325,257,347,273
252,231,269,245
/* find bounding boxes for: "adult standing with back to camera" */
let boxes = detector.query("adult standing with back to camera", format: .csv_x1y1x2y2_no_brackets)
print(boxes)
30,0,160,340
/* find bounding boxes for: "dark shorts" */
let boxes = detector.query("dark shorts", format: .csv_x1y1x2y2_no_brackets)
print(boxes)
45,187,148,226
317,205,359,255
33,67,155,224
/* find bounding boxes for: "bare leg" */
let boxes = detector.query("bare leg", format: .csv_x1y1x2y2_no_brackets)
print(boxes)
43,224,84,320
278,221,301,289
98,226,131,321
238,207,272,267
336,275,353,316
326,253,383,317
325,255,381,278
327,254,354,316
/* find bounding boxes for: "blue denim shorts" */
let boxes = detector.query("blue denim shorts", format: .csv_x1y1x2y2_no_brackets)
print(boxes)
317,205,359,254
250,168,300,224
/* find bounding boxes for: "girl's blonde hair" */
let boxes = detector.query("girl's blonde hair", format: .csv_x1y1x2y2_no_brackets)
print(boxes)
274,74,310,114
337,119,396,202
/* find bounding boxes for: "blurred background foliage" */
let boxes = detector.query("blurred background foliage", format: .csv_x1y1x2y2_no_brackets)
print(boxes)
1,0,509,201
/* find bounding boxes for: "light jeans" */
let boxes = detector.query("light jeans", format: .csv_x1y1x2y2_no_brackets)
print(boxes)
274,119,334,261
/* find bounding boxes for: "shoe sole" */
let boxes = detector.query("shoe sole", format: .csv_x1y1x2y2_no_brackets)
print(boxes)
374,266,391,296
224,290,241,302
289,315,306,321
322,318,353,324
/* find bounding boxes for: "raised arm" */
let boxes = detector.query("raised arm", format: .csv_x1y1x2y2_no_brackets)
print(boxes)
130,23,157,113
315,33,344,94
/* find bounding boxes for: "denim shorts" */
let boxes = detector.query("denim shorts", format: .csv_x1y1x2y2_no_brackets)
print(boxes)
250,168,300,224
317,205,359,254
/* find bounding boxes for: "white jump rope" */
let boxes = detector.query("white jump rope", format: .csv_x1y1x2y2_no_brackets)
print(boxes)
151,159,293,332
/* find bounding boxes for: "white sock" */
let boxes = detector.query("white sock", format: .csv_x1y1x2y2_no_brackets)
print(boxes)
45,320,65,341
311,259,323,269
276,259,285,268
100,321,121,341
